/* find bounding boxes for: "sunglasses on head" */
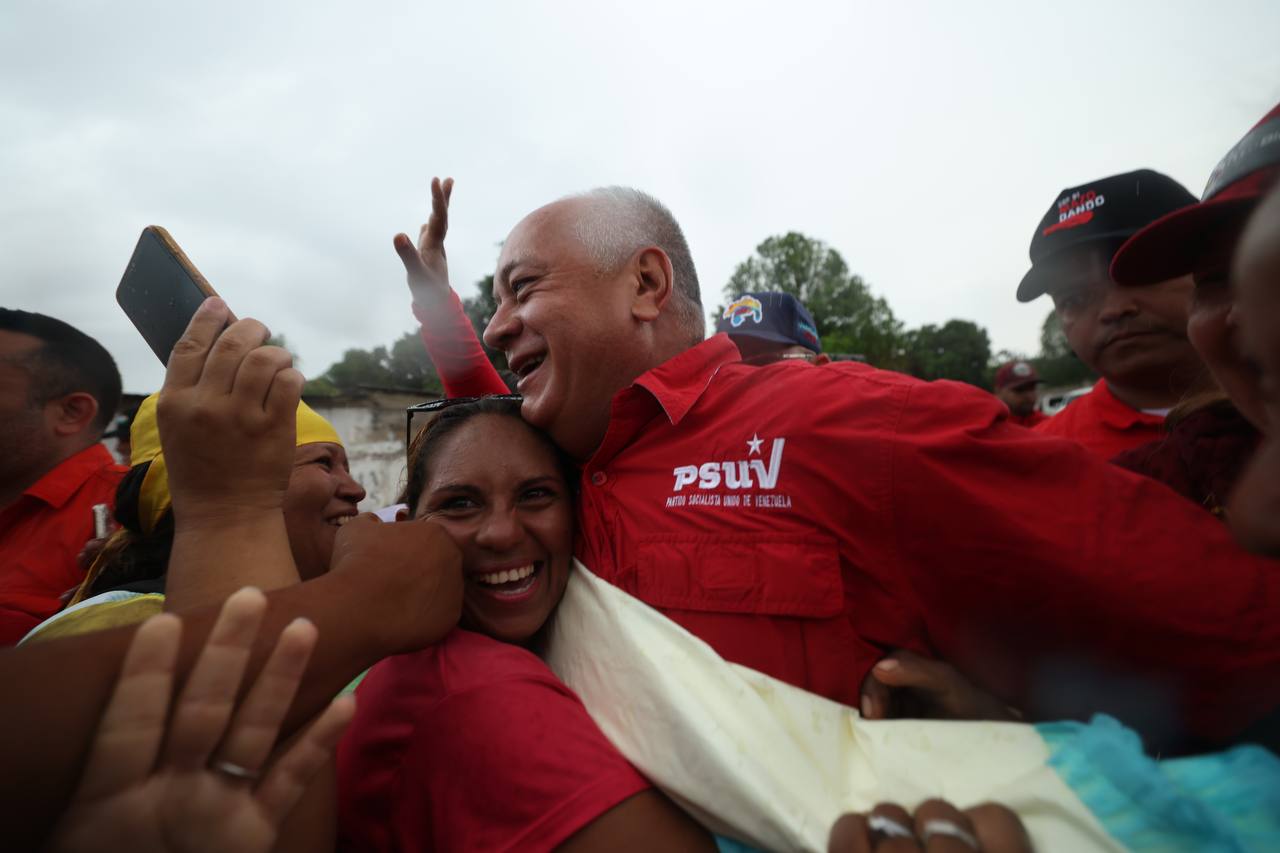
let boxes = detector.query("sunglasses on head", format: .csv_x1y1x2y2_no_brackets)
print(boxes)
404,394,524,455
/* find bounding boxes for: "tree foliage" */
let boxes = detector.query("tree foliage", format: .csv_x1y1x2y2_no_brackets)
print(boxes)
721,232,903,366
306,331,442,395
901,320,993,388
306,276,508,395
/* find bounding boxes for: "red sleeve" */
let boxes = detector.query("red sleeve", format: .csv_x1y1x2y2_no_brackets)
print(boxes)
337,638,651,853
412,292,509,398
399,678,649,852
887,379,1280,744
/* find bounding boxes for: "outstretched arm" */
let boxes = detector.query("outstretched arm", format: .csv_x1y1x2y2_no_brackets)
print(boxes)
888,378,1280,750
1,514,463,850
394,177,508,398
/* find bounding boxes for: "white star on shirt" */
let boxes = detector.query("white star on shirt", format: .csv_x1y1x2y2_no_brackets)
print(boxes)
747,434,763,455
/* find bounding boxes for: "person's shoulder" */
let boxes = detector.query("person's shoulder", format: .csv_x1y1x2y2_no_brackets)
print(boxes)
68,444,126,500
22,591,164,645
709,361,1006,434
361,629,564,708
714,360,924,400
435,628,560,688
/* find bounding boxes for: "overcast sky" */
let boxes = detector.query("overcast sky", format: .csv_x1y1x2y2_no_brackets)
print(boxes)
2,0,1278,393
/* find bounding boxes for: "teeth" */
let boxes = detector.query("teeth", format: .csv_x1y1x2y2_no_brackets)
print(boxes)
519,357,543,378
477,564,536,585
331,515,353,527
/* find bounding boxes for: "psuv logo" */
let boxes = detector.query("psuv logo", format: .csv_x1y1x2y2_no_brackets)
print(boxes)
723,295,764,328
671,435,785,491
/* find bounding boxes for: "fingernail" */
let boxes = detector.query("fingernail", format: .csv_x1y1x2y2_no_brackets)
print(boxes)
875,659,899,672
200,296,224,312
861,696,873,717
288,616,314,630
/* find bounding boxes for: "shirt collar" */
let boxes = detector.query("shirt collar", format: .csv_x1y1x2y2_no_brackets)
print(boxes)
633,334,741,426
24,444,116,509
1092,379,1167,429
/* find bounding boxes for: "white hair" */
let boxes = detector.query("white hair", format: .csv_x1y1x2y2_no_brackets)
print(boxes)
567,186,704,344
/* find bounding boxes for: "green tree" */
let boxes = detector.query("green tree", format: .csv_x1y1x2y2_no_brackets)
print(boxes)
1033,310,1095,388
311,333,443,394
721,232,903,366
307,273,510,395
901,320,993,388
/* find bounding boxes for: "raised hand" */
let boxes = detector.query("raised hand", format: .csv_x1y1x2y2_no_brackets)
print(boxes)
393,176,455,309
157,298,302,526
49,587,355,853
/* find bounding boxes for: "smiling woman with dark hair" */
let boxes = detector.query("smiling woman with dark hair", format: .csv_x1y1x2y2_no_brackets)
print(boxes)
337,396,716,852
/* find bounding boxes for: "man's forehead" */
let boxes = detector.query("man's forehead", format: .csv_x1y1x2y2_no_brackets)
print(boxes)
495,199,587,278
1042,251,1113,297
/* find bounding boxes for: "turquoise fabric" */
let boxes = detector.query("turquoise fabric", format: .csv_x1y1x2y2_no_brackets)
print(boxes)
1039,715,1280,852
714,836,762,853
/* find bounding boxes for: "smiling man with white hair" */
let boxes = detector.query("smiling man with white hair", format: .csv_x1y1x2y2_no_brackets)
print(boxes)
395,177,1280,751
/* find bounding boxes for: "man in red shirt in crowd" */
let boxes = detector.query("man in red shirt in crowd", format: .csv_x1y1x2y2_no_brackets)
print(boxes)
400,181,1280,751
991,361,1047,427
0,309,126,645
1015,170,1215,459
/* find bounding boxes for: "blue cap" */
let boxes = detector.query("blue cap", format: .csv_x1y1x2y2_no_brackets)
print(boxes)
716,292,822,353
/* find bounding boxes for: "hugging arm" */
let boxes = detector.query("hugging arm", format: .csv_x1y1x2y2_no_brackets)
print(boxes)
0,517,462,850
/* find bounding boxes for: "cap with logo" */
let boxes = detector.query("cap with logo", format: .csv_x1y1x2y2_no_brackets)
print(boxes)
1112,102,1280,286
994,360,1042,390
1016,169,1198,302
716,291,823,354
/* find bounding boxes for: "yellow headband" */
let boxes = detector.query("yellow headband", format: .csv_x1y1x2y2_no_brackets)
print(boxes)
133,392,343,534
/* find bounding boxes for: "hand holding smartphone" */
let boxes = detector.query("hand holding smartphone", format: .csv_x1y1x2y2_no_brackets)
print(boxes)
115,226,228,364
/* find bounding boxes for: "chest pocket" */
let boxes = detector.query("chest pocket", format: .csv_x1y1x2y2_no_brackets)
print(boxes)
633,533,843,619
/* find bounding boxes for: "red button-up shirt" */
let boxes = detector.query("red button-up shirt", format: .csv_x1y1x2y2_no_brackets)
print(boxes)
575,336,1280,741
421,309,1280,742
1033,379,1165,459
0,444,124,645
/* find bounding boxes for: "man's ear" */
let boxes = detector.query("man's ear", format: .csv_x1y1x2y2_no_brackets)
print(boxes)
47,392,100,438
630,247,676,324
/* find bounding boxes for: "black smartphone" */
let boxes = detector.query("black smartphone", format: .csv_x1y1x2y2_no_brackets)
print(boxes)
115,226,222,364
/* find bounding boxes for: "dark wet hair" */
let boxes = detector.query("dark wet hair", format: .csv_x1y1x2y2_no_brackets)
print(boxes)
399,397,578,516
88,462,174,596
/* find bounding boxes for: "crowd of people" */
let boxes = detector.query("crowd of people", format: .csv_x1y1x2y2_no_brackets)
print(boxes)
1,100,1279,851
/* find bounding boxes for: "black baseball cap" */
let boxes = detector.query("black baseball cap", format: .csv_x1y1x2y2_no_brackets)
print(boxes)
1016,169,1197,302
716,292,823,353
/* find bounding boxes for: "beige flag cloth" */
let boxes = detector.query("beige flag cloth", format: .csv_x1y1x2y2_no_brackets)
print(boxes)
545,561,1122,852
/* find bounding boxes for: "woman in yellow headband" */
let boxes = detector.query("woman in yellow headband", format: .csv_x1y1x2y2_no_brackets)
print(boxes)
21,392,365,643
